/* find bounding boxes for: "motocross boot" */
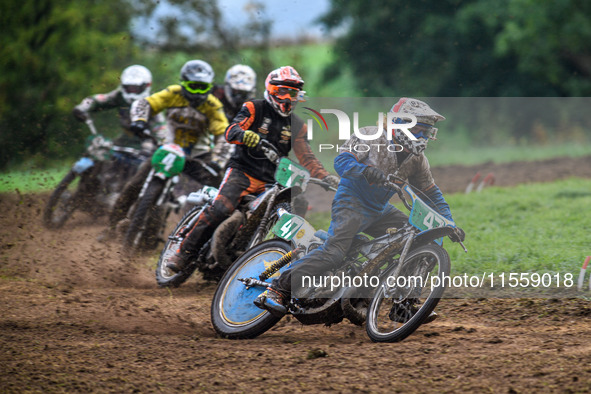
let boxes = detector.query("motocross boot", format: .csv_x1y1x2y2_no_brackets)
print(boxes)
254,287,287,317
165,250,191,273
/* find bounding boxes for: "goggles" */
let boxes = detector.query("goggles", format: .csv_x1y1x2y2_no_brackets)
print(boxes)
268,85,300,101
181,80,213,94
230,88,253,101
122,83,149,94
411,122,438,140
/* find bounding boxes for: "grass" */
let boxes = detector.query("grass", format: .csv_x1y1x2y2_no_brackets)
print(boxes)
306,177,591,282
426,140,591,167
0,167,69,194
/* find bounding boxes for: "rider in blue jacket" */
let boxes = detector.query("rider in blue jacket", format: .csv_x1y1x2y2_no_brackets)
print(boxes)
255,97,465,316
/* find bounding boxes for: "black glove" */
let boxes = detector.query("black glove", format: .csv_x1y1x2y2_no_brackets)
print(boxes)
449,227,465,243
72,107,88,122
362,166,386,185
129,120,148,138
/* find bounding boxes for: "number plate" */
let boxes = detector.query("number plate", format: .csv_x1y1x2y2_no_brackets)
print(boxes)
151,143,186,177
272,214,305,241
274,157,310,190
404,185,453,232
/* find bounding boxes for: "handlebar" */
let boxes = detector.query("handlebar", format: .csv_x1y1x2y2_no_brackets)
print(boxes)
85,118,98,136
257,139,280,165
309,177,338,192
384,174,412,211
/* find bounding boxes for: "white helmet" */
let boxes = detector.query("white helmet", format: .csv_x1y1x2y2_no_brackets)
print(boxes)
390,98,445,155
224,64,257,107
120,65,152,104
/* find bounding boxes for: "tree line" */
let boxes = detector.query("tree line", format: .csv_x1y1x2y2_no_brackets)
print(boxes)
2,0,590,170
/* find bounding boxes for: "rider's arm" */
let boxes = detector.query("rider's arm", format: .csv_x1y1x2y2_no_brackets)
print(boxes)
292,121,329,179
134,85,185,121
334,130,372,179
73,89,120,119
200,95,231,165
334,152,367,179
410,156,453,221
225,101,255,144
420,184,453,221
130,98,152,123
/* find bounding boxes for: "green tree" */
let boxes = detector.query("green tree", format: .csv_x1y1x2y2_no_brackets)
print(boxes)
319,0,591,97
0,0,136,169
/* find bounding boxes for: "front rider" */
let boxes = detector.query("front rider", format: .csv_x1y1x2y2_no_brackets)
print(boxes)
100,60,230,241
165,66,340,273
255,97,466,317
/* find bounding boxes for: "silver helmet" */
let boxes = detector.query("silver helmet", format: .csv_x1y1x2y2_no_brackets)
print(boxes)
120,65,152,104
224,64,256,107
390,98,445,155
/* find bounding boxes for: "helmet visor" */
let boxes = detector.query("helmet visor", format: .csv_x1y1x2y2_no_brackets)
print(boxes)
181,81,213,94
231,88,254,102
411,122,438,140
122,83,149,94
268,85,300,101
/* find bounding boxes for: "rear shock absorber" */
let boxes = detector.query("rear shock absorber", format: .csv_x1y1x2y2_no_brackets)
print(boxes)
258,248,300,281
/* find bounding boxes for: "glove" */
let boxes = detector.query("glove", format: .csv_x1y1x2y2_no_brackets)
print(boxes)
322,174,340,189
242,130,260,148
72,107,88,122
362,166,386,185
449,227,465,243
129,120,148,138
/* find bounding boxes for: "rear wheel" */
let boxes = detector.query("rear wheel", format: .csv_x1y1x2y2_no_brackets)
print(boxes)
43,170,80,229
123,177,165,253
366,244,450,343
211,239,292,339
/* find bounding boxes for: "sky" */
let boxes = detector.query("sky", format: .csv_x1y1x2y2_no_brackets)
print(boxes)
217,0,331,38
133,0,332,42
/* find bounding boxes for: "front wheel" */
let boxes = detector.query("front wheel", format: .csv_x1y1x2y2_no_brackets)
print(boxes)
366,244,450,343
123,177,165,253
155,204,205,287
43,170,80,229
211,239,292,339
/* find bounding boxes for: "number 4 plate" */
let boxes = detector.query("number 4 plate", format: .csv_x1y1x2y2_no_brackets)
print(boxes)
271,214,305,241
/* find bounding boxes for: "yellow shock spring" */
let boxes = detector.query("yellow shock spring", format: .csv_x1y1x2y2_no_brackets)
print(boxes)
258,249,298,281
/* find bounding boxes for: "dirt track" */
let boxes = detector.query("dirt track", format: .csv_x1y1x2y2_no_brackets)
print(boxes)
2,156,591,392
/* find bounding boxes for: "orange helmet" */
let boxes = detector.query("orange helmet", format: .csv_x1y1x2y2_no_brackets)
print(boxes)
264,66,304,117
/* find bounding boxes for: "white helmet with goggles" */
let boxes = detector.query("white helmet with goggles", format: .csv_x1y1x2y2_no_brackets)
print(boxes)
224,64,256,107
390,98,445,155
120,65,152,104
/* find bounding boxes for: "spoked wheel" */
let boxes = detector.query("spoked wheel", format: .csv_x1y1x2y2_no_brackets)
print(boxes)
155,204,205,287
43,170,80,229
123,177,165,253
366,244,450,343
211,239,292,339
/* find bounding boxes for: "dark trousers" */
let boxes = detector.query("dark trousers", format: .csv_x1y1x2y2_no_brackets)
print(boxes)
275,200,408,297
179,168,267,255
